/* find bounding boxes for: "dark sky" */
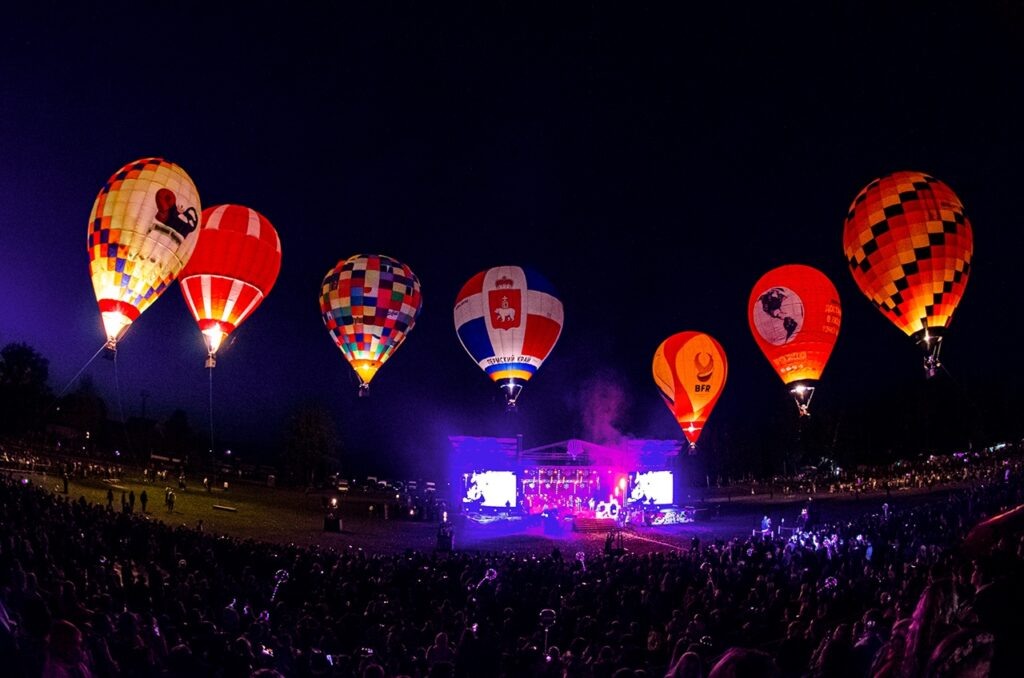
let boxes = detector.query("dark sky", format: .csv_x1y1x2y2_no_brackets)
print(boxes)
2,2,1023,477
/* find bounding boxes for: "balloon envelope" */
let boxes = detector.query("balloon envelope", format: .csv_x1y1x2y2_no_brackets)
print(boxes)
454,266,563,407
843,171,973,370
179,205,282,360
320,254,422,392
653,332,727,446
87,157,201,346
749,264,841,413
962,503,1024,556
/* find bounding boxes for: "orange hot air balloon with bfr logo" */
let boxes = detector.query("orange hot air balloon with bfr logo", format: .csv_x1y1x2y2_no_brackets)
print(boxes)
653,331,728,449
749,264,841,416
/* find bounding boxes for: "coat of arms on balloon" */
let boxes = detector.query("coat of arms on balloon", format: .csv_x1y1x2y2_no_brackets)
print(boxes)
488,276,522,330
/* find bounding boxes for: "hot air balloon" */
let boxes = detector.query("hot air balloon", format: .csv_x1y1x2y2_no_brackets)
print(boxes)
320,254,422,396
454,266,564,410
179,205,282,367
748,264,841,416
843,171,973,377
652,332,727,449
87,157,201,349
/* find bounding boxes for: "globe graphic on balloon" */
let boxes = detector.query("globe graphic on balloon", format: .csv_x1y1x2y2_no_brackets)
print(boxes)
752,286,804,346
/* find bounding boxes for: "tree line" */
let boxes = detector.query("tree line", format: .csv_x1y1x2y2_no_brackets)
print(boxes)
0,342,343,486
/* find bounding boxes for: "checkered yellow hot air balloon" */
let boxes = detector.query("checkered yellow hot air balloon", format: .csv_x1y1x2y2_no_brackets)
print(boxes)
843,171,973,377
87,158,201,349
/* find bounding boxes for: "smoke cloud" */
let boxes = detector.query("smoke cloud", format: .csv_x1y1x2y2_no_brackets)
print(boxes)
580,369,628,445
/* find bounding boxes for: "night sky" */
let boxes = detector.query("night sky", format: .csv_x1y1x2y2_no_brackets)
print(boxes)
2,3,1023,478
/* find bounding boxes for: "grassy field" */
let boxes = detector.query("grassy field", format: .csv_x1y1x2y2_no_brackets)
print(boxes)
9,469,446,553
61,474,329,541
13,467,971,556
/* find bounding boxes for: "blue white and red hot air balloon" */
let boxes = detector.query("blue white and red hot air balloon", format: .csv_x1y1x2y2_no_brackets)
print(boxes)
454,266,564,409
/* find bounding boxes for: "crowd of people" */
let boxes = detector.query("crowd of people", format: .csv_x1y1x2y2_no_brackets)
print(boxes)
714,447,1011,502
0,443,1022,677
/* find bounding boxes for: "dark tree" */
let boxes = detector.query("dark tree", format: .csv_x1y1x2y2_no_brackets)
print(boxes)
52,375,107,452
0,342,51,436
283,404,340,486
56,375,106,426
161,409,199,459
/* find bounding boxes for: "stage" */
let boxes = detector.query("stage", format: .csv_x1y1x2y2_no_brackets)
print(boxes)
452,436,689,534
312,487,960,556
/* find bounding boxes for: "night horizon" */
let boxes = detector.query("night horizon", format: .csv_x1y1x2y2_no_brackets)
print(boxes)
3,3,1023,479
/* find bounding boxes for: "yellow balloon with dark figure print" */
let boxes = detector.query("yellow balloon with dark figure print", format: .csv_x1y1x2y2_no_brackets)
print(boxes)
87,157,201,349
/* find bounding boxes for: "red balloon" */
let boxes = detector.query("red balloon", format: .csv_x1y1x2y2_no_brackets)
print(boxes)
179,205,282,365
748,264,841,416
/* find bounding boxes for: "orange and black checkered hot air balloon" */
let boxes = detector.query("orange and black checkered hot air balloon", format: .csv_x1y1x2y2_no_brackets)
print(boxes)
652,331,728,450
87,158,201,349
843,171,973,377
748,264,841,416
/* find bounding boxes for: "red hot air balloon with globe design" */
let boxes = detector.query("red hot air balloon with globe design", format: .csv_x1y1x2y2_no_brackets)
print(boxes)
179,205,282,367
843,171,973,377
748,264,841,416
652,332,728,449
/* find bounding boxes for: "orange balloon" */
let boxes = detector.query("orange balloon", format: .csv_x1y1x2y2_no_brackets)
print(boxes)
843,171,973,376
653,332,727,447
748,264,841,415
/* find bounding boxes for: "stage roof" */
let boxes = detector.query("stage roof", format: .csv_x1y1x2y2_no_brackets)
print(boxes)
448,436,681,468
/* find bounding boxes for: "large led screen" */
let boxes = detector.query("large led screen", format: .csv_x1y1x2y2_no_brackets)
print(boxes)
629,470,674,506
463,470,518,508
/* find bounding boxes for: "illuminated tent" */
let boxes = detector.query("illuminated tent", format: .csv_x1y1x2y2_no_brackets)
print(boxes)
652,331,728,448
320,254,422,395
87,157,201,348
748,264,841,416
843,171,973,377
454,266,564,410
179,205,282,367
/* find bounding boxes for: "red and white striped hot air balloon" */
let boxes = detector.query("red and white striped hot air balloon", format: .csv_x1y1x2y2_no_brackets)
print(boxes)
179,204,282,367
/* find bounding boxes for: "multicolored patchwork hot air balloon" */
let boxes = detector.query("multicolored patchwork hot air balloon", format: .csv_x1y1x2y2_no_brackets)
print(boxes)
843,171,973,377
454,266,564,409
653,332,727,449
179,205,282,367
320,254,422,395
87,157,201,348
749,264,841,416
